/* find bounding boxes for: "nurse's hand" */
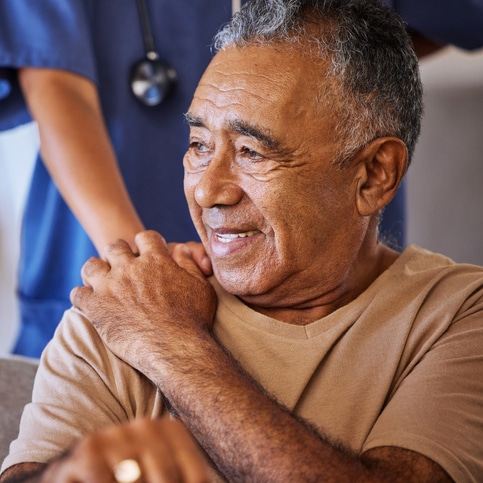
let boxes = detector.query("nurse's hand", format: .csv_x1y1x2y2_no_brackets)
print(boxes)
167,240,212,277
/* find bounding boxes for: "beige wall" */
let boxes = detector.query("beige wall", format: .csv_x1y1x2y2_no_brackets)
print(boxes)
407,47,483,265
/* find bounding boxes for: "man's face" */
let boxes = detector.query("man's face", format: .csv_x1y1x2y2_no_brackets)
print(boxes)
184,45,366,309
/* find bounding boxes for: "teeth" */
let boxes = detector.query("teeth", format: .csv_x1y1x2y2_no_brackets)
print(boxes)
216,231,258,243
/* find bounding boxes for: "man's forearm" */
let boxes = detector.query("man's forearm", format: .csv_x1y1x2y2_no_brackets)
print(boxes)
157,330,369,482
156,329,451,482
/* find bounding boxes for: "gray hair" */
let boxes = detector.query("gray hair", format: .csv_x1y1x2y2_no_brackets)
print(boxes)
213,0,423,167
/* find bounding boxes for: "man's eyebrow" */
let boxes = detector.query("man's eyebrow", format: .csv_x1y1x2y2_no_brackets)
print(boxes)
229,120,280,150
184,112,204,127
184,114,280,151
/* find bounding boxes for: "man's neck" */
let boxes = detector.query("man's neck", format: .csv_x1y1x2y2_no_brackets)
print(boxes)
244,244,399,325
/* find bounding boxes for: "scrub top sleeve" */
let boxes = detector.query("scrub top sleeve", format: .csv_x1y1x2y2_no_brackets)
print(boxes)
0,0,97,131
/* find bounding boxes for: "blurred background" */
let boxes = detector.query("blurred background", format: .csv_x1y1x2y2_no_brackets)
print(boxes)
1,45,483,354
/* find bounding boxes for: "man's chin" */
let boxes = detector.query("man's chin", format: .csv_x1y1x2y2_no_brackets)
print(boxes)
213,267,263,298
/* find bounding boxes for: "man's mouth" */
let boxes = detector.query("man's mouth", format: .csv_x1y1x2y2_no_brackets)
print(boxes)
215,230,260,243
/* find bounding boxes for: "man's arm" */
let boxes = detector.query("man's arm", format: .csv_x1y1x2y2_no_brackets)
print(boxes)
71,231,452,482
18,67,144,254
157,319,451,482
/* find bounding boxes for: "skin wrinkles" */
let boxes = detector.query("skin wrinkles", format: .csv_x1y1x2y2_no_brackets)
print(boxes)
4,5,452,482
228,120,279,152
184,45,398,325
185,114,280,154
185,114,296,171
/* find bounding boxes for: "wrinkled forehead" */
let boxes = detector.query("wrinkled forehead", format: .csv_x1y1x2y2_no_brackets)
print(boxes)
189,44,334,129
197,46,303,96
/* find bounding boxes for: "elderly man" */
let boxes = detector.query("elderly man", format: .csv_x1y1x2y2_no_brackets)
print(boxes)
2,0,482,481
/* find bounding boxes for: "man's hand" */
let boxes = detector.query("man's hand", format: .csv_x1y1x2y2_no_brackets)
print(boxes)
46,417,208,483
0,417,208,483
70,230,217,381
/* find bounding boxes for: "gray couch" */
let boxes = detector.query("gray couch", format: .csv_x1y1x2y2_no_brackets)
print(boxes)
0,355,39,465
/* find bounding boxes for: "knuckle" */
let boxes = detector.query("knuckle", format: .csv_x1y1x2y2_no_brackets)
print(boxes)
69,287,79,303
106,238,129,253
81,257,101,276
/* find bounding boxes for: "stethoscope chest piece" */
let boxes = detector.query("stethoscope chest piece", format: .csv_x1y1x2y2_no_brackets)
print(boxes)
131,0,178,107
130,56,177,107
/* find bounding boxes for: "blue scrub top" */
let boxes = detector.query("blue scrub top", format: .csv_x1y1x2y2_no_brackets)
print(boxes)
1,0,482,357
0,0,239,356
383,0,483,50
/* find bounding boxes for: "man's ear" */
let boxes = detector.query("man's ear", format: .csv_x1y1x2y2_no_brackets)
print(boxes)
354,137,408,216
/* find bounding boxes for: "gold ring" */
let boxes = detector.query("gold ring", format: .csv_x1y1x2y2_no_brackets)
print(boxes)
113,458,142,483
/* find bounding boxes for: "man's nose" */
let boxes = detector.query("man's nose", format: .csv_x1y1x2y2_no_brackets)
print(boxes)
194,155,244,208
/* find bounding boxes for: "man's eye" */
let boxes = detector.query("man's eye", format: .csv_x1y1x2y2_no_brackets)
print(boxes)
241,147,264,160
190,141,210,154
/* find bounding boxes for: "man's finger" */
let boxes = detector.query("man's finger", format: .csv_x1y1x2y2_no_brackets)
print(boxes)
135,418,208,483
166,419,209,483
80,256,110,286
134,230,169,256
103,238,136,265
70,285,93,310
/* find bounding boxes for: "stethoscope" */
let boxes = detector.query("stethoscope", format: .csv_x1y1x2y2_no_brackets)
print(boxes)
131,0,242,107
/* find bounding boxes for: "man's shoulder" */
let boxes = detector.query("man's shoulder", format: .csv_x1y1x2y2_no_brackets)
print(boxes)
397,244,483,277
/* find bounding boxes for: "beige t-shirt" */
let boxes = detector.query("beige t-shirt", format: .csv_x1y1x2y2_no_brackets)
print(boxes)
3,245,483,481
